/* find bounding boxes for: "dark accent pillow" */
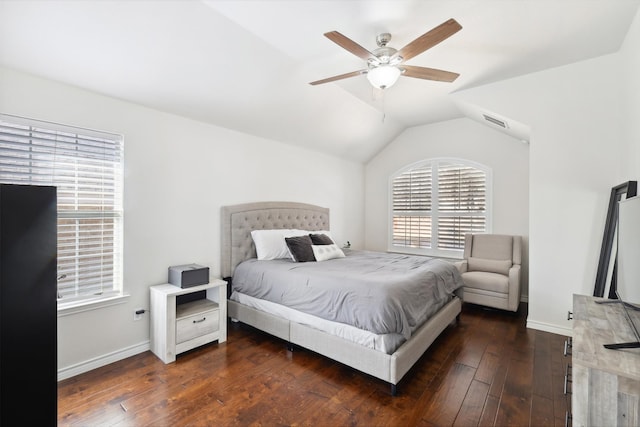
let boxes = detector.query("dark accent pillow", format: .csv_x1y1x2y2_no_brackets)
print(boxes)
285,235,316,262
309,233,334,245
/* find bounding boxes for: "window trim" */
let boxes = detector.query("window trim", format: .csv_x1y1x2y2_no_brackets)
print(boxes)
57,293,130,317
388,157,493,259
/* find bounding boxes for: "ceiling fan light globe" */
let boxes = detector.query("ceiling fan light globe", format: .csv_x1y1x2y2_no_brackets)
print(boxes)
367,65,401,89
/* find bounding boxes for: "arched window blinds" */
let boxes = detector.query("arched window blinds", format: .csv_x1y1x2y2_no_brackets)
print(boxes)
390,158,491,257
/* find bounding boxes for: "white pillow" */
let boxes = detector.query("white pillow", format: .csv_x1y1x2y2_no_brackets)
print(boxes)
311,244,346,262
251,229,308,260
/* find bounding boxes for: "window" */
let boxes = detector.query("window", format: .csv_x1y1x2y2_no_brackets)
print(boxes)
390,158,491,257
0,113,124,306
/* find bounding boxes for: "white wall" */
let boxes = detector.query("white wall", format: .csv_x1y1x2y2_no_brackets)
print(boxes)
621,3,640,178
418,14,638,336
470,56,629,336
364,118,530,295
0,66,365,379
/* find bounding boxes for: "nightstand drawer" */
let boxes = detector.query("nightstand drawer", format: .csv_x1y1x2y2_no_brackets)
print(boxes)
176,308,219,344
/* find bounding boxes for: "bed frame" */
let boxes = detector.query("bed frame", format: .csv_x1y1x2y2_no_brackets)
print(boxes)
221,201,461,395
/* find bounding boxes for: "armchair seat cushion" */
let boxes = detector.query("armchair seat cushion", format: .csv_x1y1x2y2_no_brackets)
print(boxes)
461,271,509,294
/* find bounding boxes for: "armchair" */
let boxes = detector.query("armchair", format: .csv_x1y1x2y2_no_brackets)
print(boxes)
454,234,522,312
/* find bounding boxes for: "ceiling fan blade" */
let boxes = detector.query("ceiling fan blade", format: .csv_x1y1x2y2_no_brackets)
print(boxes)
401,65,459,82
324,31,377,61
309,70,367,85
393,18,462,62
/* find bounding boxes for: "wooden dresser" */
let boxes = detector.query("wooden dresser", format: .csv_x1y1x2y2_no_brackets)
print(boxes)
571,294,640,426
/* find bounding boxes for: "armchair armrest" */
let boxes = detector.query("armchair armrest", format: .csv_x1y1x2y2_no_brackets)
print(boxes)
507,264,521,311
453,260,467,273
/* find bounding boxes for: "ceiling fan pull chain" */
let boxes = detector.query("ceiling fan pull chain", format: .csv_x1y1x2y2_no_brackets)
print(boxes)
370,84,386,122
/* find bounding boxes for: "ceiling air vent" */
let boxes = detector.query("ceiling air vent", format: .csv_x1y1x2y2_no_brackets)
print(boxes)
483,114,509,129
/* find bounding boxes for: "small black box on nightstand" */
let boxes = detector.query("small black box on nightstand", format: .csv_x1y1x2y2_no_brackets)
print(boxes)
168,264,209,288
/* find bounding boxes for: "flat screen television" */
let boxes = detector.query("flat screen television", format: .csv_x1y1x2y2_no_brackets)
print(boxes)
604,195,640,349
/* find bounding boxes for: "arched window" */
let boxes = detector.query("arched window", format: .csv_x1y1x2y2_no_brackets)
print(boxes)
389,158,492,258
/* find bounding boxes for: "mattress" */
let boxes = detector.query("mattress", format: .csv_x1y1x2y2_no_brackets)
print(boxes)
231,249,464,340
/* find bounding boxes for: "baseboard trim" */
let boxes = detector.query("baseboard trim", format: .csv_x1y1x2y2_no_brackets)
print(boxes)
57,341,150,381
526,319,572,337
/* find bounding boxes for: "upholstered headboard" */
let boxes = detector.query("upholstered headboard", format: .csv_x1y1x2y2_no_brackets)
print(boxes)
221,201,330,278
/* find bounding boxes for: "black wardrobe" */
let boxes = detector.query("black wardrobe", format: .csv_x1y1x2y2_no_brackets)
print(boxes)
0,183,57,425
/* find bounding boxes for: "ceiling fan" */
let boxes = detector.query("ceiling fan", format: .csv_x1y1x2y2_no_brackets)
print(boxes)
310,18,462,90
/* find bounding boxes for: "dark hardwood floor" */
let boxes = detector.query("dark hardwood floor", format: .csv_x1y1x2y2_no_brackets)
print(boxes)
58,302,572,426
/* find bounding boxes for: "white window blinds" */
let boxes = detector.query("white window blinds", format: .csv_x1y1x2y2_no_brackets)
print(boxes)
390,159,490,256
437,162,487,250
0,114,123,303
392,166,432,248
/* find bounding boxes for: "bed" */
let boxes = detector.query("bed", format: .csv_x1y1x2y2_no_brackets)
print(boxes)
221,201,463,395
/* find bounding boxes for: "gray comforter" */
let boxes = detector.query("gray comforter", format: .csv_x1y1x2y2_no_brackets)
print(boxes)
231,250,464,339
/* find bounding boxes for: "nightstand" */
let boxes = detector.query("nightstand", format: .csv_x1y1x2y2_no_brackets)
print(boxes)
150,279,227,363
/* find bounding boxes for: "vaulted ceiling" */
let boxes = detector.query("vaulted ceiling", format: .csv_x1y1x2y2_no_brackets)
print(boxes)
1,1,638,162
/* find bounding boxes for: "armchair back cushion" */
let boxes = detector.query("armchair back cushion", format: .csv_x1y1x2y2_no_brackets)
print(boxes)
464,234,522,265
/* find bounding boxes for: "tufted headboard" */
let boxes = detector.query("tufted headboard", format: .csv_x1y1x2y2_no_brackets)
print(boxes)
221,201,330,278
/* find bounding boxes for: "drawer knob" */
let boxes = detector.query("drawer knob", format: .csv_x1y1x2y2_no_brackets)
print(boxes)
193,317,206,324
